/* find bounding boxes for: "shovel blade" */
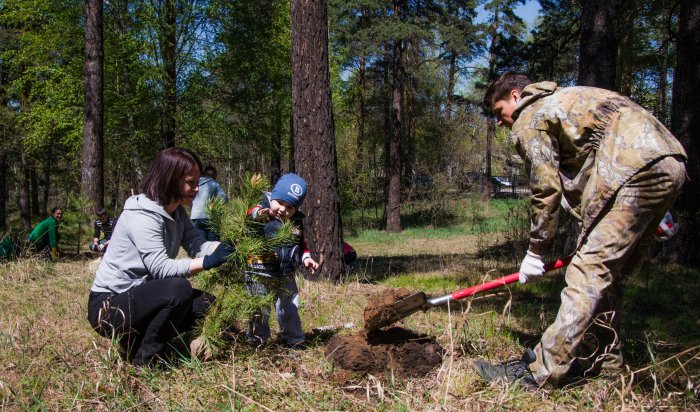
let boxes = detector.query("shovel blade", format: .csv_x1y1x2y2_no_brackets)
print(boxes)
365,291,428,330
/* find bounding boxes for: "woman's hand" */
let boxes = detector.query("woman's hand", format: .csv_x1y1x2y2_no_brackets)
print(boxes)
203,243,236,270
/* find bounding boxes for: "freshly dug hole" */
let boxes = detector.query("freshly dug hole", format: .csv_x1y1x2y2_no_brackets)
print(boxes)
363,287,413,330
324,327,444,378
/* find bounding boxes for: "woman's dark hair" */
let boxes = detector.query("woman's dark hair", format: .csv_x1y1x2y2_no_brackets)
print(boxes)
51,207,63,214
140,147,202,206
483,72,532,112
202,165,217,179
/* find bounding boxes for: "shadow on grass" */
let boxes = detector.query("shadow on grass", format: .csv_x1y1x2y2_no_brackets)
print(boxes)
354,239,529,282
353,253,482,281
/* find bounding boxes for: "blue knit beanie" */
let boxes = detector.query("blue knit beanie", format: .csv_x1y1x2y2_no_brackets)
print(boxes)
270,173,307,209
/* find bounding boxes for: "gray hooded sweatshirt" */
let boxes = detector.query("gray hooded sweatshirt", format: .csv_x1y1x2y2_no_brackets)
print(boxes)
91,194,218,294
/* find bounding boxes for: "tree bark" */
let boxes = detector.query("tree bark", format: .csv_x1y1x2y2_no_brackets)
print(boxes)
483,119,494,201
671,0,700,263
291,0,345,280
0,65,6,231
403,39,416,190
356,49,366,172
161,0,177,148
445,52,456,123
42,145,51,217
30,168,40,217
578,0,618,90
656,38,669,124
483,3,499,201
19,146,31,231
82,0,105,213
0,151,6,232
386,36,403,232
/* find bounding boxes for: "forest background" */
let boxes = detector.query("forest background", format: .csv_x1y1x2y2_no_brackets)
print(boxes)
0,0,698,278
1,1,700,409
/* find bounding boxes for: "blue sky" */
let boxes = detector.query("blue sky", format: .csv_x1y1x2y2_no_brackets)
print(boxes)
338,1,543,83
476,0,541,30
514,0,541,30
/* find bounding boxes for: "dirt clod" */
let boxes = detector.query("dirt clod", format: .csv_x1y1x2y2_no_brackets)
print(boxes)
363,287,413,330
324,327,444,378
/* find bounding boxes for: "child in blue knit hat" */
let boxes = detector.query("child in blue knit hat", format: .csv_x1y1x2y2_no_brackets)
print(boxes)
245,173,318,349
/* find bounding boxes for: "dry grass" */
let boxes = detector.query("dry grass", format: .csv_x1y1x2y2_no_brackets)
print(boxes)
1,235,699,410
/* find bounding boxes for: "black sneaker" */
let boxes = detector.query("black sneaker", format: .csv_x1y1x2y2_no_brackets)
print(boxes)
473,349,539,390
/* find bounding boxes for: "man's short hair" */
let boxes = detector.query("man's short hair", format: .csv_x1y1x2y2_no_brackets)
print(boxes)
139,147,202,206
95,208,106,216
202,165,217,179
483,72,532,113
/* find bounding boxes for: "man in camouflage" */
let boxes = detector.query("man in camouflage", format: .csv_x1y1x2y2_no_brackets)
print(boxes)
473,72,687,388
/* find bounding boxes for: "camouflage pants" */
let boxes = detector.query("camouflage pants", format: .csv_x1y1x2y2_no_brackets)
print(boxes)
531,156,686,386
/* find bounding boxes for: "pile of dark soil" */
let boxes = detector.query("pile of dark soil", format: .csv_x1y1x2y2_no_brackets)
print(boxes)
363,287,413,330
324,327,444,378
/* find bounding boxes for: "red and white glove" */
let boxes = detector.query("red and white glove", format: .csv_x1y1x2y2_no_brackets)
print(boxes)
655,211,677,242
519,251,546,284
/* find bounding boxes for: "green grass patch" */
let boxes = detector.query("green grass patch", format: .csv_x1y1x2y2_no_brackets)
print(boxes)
345,197,529,243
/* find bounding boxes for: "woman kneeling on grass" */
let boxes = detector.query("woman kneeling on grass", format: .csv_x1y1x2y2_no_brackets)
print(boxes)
87,147,234,366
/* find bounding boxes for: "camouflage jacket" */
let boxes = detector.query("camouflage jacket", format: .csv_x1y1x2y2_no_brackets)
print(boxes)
510,81,687,255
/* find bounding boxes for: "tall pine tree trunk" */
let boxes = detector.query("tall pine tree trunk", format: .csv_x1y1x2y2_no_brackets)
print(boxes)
0,151,6,232
0,66,7,232
114,0,144,184
403,39,416,189
161,0,177,148
382,44,391,226
578,0,618,89
671,0,700,264
19,83,31,230
445,52,456,123
19,146,31,231
30,168,40,217
483,4,499,201
112,163,122,211
484,119,494,201
386,37,403,232
656,39,669,124
657,1,671,125
356,49,366,172
291,0,344,280
82,0,104,212
42,147,51,217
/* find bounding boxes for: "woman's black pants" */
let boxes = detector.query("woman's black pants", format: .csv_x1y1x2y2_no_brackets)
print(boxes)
87,277,212,366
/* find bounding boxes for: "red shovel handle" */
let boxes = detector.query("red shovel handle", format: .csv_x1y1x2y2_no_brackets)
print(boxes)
450,256,572,301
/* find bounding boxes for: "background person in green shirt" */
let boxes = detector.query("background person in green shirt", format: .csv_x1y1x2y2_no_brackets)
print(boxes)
28,207,63,260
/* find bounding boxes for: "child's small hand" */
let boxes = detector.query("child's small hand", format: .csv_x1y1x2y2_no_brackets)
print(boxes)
304,257,319,274
255,208,272,222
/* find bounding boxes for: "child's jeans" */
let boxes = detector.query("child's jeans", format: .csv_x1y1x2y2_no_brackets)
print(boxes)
246,276,304,346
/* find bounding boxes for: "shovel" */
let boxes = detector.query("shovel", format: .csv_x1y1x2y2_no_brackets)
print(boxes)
366,256,572,330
